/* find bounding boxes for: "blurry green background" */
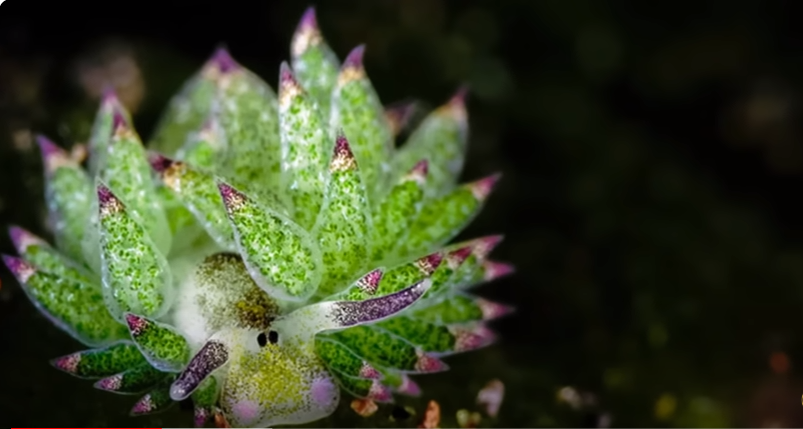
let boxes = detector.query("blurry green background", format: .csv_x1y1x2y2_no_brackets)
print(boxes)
2,0,803,427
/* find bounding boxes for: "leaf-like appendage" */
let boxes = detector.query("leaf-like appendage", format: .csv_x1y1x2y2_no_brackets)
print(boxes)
94,364,170,394
218,181,322,301
312,133,372,297
151,155,235,250
393,88,469,197
38,136,93,263
323,325,446,373
377,316,495,355
370,160,428,263
103,110,172,254
290,7,341,114
125,313,191,372
330,46,394,200
50,341,147,379
130,384,175,416
3,255,128,347
278,62,331,229
97,184,173,320
214,52,283,189
401,174,500,257
176,113,228,173
149,50,222,156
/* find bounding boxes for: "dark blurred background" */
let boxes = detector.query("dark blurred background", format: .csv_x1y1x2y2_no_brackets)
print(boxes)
3,0,803,427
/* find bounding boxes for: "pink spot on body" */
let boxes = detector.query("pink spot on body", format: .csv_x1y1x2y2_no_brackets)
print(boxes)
311,376,338,406
231,399,261,426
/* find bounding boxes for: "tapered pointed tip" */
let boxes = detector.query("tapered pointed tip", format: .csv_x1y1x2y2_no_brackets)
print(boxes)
468,173,501,201
416,251,443,276
398,375,421,396
338,45,367,85
279,61,296,85
359,362,382,379
111,107,128,132
299,6,318,31
483,261,515,281
367,380,394,403
216,181,245,209
2,254,35,282
8,225,44,253
344,45,366,70
147,151,175,175
130,394,157,415
36,134,62,158
278,62,304,106
403,159,429,185
356,268,383,294
50,352,82,374
194,407,212,428
385,101,417,136
451,325,496,352
124,313,149,336
292,6,323,57
469,235,505,260
101,85,119,106
451,85,469,107
414,351,449,373
96,183,124,217
436,85,469,124
476,298,515,320
36,134,73,172
331,131,357,172
210,46,238,74
447,245,474,268
94,374,123,392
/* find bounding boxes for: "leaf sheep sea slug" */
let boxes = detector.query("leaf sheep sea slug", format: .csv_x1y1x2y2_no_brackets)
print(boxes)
3,7,514,428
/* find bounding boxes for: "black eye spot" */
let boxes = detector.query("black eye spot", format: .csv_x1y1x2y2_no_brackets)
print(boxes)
257,332,267,347
268,330,279,344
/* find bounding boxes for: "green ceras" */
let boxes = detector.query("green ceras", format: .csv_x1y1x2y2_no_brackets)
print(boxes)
3,6,514,428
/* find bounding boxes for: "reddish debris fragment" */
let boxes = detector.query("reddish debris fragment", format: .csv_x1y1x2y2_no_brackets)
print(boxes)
351,398,379,417
418,400,441,428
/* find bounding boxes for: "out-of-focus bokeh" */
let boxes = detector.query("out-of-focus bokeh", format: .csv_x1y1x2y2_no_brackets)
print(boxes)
3,0,803,427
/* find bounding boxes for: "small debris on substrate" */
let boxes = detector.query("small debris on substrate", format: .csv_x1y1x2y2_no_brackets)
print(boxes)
213,408,231,428
456,409,482,428
476,378,505,418
390,405,416,422
351,398,379,417
418,400,441,428
556,386,612,428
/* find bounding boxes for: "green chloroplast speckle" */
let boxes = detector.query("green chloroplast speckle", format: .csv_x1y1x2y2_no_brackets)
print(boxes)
2,6,513,428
